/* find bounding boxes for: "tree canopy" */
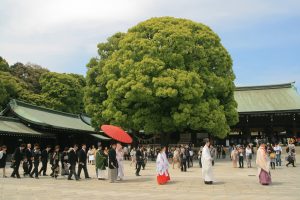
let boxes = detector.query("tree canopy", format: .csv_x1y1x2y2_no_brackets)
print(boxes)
85,17,238,138
0,58,85,114
0,71,27,109
38,72,85,113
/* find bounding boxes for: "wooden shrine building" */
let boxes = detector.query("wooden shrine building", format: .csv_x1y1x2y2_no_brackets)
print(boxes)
229,82,300,145
0,99,110,153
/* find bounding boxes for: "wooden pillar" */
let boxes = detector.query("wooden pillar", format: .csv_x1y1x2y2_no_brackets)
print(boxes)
292,114,297,137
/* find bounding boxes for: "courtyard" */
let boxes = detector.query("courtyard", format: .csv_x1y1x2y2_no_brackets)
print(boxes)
0,149,299,200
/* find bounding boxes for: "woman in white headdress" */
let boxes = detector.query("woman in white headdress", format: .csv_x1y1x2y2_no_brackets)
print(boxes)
156,146,170,185
256,140,271,185
201,139,214,184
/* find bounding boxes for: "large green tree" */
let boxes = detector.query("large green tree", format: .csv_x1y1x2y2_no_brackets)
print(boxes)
90,17,238,138
38,72,85,113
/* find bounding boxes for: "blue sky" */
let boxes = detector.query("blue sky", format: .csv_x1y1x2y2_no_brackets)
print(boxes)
0,0,299,88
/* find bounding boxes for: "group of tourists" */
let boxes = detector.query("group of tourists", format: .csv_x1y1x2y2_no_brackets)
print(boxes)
230,144,254,168
228,139,297,186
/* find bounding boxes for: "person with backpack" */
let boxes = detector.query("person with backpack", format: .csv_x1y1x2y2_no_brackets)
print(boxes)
268,145,276,170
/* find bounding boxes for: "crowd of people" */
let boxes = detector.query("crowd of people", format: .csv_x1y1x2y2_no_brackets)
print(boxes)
0,138,297,186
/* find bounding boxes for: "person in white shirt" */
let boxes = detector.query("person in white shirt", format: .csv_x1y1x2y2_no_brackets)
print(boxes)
201,139,214,185
273,143,282,166
245,145,253,168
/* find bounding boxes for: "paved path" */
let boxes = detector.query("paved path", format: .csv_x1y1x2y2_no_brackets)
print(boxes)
0,152,299,200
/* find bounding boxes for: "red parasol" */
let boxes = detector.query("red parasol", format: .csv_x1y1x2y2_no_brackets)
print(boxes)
100,125,133,144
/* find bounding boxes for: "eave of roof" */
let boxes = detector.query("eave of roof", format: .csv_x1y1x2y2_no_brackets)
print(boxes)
235,82,295,91
7,99,95,133
0,116,54,138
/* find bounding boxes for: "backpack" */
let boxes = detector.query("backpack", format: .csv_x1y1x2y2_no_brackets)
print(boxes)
270,153,276,159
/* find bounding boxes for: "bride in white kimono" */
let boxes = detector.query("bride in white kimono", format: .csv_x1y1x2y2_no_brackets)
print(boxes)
156,147,170,185
116,143,124,180
201,139,214,184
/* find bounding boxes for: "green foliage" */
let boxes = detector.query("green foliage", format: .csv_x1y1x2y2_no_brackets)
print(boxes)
85,17,238,138
0,71,27,109
10,62,49,93
0,57,9,72
39,72,84,113
0,57,86,114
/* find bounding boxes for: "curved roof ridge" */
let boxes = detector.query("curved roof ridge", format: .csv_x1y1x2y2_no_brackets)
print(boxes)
236,82,295,91
11,99,79,118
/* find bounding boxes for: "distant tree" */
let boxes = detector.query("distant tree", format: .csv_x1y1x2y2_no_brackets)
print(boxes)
10,62,49,93
85,17,238,139
0,56,9,72
39,72,84,113
0,71,26,109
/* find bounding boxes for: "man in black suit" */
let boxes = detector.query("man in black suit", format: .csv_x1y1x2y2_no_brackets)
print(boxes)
24,143,33,176
39,145,51,176
30,144,41,179
108,143,118,183
11,144,26,178
68,144,79,180
77,144,90,179
135,146,144,176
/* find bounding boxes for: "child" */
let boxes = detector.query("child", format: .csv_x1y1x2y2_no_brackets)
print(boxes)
0,145,7,178
269,150,276,169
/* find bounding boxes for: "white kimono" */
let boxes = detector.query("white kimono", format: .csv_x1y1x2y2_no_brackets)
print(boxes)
116,150,124,179
201,145,214,182
156,152,169,175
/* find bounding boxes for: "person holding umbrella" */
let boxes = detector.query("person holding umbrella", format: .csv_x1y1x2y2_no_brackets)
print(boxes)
108,142,118,183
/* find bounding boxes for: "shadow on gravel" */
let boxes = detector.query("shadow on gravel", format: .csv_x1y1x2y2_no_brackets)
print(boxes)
119,177,152,183
212,181,225,185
